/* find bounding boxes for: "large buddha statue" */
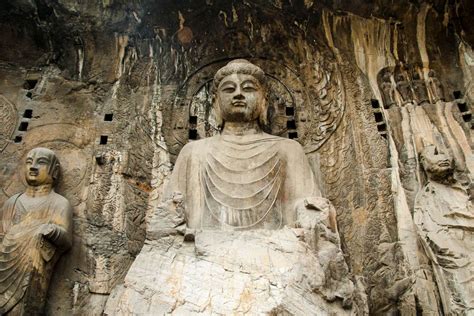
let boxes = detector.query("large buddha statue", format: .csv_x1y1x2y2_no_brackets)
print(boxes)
0,147,73,315
414,145,474,315
166,59,331,231
106,60,355,315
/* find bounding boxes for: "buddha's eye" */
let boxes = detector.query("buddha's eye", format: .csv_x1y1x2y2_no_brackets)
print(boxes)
37,158,50,164
242,81,257,92
242,85,257,92
222,86,235,93
219,82,236,93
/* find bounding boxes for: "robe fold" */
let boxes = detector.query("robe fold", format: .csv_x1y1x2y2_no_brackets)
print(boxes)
166,133,320,230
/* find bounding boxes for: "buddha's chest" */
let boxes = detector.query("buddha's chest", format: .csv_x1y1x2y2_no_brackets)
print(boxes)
198,139,287,229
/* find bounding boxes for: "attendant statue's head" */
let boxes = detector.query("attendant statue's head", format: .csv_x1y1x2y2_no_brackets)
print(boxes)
25,147,60,187
212,59,267,128
420,145,454,182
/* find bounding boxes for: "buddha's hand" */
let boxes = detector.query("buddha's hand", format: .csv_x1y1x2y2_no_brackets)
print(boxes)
38,223,57,239
294,197,340,248
295,197,336,230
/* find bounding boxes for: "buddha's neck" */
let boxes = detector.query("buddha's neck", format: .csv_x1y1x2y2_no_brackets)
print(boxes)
25,184,53,197
222,121,261,136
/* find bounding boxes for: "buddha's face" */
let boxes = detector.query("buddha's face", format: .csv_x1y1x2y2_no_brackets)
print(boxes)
216,73,265,123
25,148,56,186
420,145,453,179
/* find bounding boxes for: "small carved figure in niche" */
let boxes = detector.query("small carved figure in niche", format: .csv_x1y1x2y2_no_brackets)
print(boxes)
427,70,445,103
395,73,414,106
411,72,430,105
380,72,396,109
414,145,473,315
0,148,73,315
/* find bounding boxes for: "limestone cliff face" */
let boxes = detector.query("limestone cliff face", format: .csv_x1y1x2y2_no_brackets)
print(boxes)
0,0,472,314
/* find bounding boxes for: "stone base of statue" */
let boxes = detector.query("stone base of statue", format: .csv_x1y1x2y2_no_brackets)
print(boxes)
105,226,354,315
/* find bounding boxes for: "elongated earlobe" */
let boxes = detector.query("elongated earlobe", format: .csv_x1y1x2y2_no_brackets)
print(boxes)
258,97,268,127
213,95,223,129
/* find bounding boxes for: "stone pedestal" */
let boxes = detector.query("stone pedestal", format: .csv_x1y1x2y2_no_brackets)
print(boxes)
105,228,352,315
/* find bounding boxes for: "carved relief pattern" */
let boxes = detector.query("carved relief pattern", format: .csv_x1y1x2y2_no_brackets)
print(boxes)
0,95,17,152
319,61,402,313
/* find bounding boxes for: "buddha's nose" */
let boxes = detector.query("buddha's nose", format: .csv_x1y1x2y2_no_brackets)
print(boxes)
234,93,244,100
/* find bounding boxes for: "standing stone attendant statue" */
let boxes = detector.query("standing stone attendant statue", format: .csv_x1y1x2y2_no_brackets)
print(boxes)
427,70,445,103
0,148,73,315
414,145,473,315
395,73,414,106
412,72,430,106
380,72,396,109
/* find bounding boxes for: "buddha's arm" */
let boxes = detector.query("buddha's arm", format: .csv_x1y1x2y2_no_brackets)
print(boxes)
165,142,202,228
0,195,19,241
283,140,323,225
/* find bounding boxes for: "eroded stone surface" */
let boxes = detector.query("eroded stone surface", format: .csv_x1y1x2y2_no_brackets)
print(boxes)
106,230,352,315
0,1,472,314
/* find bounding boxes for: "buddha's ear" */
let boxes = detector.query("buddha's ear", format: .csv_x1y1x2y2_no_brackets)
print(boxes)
51,162,60,183
212,94,223,129
258,95,268,127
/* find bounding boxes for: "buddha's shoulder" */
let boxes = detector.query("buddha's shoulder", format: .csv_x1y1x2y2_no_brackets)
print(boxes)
274,137,305,152
178,138,214,158
1,193,22,209
49,191,72,210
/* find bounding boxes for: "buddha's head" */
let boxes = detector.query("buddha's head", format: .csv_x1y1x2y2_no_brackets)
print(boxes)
24,147,60,187
419,144,454,181
212,59,267,128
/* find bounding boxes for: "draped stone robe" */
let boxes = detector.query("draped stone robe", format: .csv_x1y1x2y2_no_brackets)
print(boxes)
414,181,474,315
0,190,72,315
166,133,320,230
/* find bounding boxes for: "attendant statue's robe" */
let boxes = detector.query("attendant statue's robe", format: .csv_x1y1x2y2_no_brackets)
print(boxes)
0,190,72,315
414,181,474,315
166,132,320,230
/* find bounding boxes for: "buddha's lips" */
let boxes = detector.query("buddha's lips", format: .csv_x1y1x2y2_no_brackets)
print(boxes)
232,101,246,107
437,160,450,167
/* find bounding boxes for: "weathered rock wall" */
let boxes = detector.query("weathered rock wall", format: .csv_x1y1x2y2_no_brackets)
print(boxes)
0,0,472,314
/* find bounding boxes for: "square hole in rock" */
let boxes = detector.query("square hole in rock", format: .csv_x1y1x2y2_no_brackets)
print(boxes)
457,103,468,112
189,129,198,140
24,79,38,90
23,109,33,118
453,90,462,99
286,107,295,116
18,122,28,131
100,135,108,145
371,99,380,109
462,113,472,122
374,112,384,122
189,116,198,124
104,113,113,121
14,136,22,143
287,120,297,129
377,123,387,132
288,132,298,139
